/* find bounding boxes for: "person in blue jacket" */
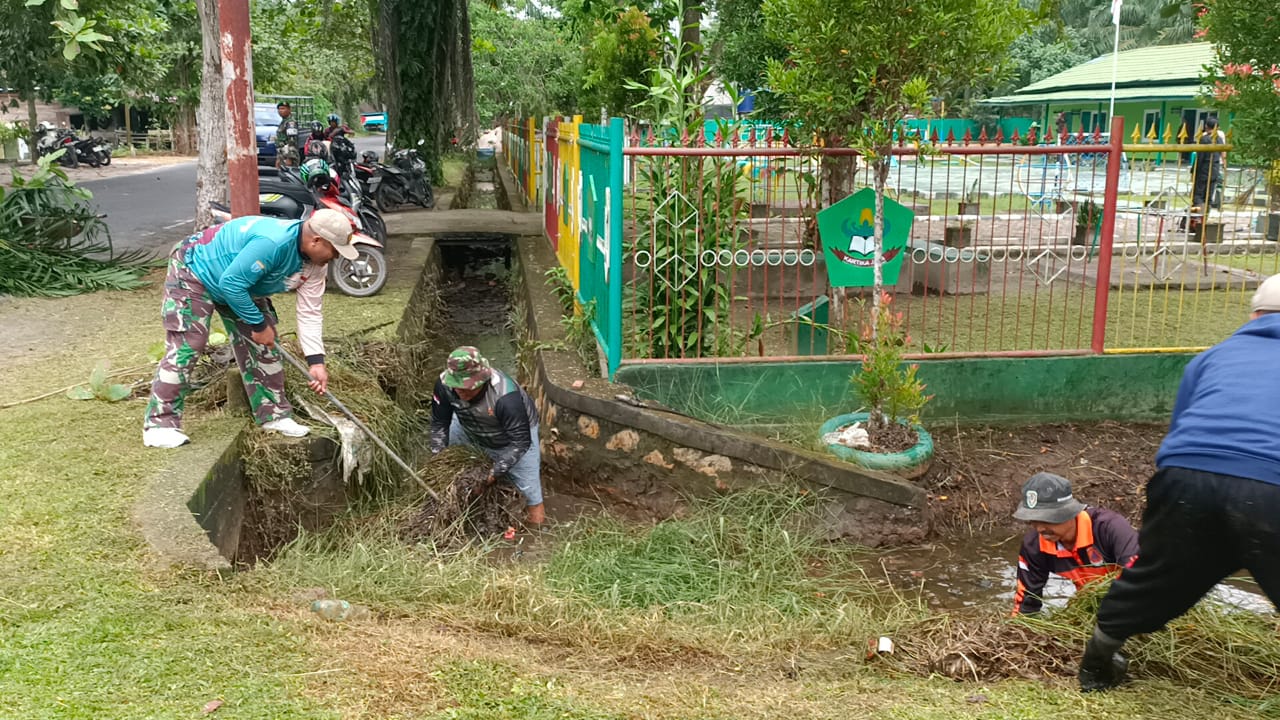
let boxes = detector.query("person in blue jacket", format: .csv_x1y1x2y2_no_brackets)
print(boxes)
142,210,359,449
1078,274,1280,691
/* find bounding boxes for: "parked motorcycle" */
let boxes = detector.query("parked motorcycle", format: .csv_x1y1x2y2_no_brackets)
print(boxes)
209,165,387,297
329,136,387,241
73,135,111,167
33,123,79,168
358,145,434,212
388,147,435,210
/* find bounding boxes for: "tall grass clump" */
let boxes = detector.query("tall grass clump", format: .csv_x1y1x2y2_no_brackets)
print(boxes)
1021,583,1280,700
543,488,927,650
258,488,928,661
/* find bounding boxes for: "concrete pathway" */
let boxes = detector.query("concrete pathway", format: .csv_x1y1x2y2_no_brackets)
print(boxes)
385,207,542,236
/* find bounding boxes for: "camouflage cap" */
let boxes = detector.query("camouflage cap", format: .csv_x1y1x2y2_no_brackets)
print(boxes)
441,346,492,390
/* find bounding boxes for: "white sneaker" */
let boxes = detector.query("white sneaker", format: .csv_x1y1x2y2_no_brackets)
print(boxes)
143,427,190,449
263,417,310,438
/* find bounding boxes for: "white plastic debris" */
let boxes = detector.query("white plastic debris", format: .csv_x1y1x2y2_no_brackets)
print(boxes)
298,396,371,485
822,422,872,450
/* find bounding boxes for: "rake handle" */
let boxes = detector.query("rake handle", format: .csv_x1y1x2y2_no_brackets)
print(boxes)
275,343,441,502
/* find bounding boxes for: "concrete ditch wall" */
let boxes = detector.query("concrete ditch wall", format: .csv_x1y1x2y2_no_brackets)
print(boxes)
616,353,1194,428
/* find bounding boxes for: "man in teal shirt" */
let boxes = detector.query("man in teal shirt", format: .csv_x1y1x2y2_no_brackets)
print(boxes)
143,209,358,448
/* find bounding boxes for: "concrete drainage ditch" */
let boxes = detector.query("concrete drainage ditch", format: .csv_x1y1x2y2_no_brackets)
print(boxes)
141,155,931,571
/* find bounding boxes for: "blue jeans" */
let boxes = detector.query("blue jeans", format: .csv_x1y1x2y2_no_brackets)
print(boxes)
448,417,543,506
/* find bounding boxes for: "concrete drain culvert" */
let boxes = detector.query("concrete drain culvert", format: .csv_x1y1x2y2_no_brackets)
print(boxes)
186,233,525,568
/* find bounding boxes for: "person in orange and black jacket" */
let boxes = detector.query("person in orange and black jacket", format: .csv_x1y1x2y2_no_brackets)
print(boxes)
1011,472,1139,616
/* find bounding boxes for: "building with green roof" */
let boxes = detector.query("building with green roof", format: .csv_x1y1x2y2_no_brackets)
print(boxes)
983,42,1223,141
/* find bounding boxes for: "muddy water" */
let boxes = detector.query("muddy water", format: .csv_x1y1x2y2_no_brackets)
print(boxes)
879,532,1273,614
436,248,515,376
435,161,510,370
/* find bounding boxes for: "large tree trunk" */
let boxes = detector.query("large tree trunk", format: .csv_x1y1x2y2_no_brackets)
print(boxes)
374,0,400,156
24,92,38,160
431,0,456,150
455,0,478,142
172,56,197,156
194,0,228,229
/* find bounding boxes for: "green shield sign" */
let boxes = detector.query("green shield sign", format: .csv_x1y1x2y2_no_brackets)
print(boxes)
816,188,914,287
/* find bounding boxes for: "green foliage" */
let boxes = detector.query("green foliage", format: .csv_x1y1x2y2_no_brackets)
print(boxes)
581,7,662,116
65,360,132,402
1075,199,1103,233
1058,0,1199,58
624,9,756,359
1200,0,1280,204
250,0,376,124
764,0,1026,151
543,266,599,369
0,153,149,297
847,294,931,430
470,0,583,123
705,0,786,113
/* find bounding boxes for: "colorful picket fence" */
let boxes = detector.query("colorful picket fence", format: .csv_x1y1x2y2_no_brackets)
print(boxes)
504,116,1272,379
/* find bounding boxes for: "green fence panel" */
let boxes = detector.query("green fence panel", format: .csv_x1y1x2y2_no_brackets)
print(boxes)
575,118,623,377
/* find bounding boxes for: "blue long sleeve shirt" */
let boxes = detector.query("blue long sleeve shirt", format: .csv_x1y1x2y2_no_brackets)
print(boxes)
185,216,306,330
1156,313,1280,486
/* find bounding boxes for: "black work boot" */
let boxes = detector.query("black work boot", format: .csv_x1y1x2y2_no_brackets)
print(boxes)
1078,627,1128,692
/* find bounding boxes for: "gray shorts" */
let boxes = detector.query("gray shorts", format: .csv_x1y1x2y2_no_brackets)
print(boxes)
448,417,543,506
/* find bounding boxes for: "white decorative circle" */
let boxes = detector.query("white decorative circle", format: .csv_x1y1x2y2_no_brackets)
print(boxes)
633,250,652,268
799,249,817,266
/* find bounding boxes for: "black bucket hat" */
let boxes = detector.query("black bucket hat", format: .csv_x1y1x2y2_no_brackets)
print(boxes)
1013,472,1086,524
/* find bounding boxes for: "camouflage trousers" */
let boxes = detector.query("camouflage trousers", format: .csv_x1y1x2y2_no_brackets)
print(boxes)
143,239,293,430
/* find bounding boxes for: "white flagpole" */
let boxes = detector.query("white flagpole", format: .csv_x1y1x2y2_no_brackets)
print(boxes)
1108,0,1122,133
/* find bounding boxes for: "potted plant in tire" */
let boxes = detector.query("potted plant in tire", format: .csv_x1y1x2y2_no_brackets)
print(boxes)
820,292,934,478
1073,200,1102,246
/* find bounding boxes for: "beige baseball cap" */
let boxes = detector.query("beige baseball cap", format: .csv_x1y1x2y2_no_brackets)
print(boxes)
1251,275,1280,314
307,208,359,260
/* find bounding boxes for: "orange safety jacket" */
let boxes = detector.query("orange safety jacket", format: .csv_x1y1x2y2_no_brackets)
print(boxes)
1012,507,1139,615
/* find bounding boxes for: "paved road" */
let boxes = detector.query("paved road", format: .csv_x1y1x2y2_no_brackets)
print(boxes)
88,133,387,256
82,161,198,256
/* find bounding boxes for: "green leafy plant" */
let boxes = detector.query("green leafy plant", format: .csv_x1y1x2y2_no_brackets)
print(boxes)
1200,0,1280,219
848,293,931,432
66,361,132,402
543,265,575,314
1075,199,1103,234
561,300,599,371
0,153,150,297
623,2,752,359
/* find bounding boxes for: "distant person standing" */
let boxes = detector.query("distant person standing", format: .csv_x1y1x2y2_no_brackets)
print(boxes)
1190,115,1226,213
275,102,300,169
1078,274,1280,692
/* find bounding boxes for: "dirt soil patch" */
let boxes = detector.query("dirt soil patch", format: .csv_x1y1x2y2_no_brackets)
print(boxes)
921,422,1166,537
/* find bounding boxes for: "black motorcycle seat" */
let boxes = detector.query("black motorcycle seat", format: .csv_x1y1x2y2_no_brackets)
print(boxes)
258,178,315,208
